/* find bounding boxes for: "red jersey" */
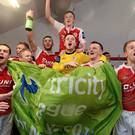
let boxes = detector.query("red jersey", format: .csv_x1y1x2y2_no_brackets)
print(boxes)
54,20,86,51
0,66,14,115
35,47,56,68
10,56,35,64
10,56,20,61
117,64,135,111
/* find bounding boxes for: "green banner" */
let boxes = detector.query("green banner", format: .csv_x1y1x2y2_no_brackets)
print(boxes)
8,61,122,135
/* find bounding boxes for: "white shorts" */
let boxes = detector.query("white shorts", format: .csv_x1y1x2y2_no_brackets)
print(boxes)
0,113,13,135
114,110,135,135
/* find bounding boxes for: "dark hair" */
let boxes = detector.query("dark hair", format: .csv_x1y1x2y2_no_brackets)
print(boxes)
103,51,110,55
17,41,29,49
123,40,135,52
64,10,75,19
0,43,11,54
42,35,53,45
90,41,104,51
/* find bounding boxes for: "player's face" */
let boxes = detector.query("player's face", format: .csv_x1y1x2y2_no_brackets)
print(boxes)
64,12,75,27
125,42,135,64
64,35,76,51
21,50,32,63
43,37,53,51
0,45,10,66
89,43,102,60
16,44,26,56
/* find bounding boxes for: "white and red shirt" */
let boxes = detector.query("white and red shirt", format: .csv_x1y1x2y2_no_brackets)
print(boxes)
54,20,86,51
0,66,14,115
35,47,56,68
117,63,135,111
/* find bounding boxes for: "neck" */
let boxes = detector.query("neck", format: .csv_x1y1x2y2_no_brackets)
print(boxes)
66,24,73,29
66,49,76,54
90,56,100,64
0,64,6,69
45,49,53,54
127,60,135,71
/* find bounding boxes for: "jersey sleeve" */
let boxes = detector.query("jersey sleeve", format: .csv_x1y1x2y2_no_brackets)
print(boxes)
100,55,107,62
79,53,90,64
35,46,42,59
54,20,64,32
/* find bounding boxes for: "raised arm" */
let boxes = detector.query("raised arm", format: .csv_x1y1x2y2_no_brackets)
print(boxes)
27,31,37,53
45,0,55,25
26,10,37,53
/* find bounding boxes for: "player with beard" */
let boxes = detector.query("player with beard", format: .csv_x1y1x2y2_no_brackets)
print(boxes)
53,33,89,74
0,44,14,135
114,40,135,135
26,10,56,68
45,0,86,53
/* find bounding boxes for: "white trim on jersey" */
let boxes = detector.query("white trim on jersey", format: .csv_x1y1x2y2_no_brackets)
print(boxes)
116,63,135,74
54,20,64,32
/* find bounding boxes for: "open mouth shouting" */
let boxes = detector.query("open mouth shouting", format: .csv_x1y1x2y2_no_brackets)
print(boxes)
89,52,94,55
68,43,72,46
0,56,4,60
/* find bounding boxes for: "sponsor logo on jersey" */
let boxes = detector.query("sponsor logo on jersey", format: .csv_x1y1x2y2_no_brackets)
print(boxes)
0,80,13,87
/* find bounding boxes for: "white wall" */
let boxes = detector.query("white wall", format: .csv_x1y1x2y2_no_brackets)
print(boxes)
1,0,135,57
73,0,135,57
0,17,59,55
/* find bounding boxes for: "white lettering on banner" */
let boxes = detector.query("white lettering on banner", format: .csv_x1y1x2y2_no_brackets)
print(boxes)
46,123,59,134
72,124,82,135
46,104,87,117
50,78,57,94
69,77,74,94
75,78,87,95
15,115,40,135
15,115,27,129
98,80,105,100
57,77,68,94
50,77,105,99
36,103,46,119
45,123,94,135
29,125,40,135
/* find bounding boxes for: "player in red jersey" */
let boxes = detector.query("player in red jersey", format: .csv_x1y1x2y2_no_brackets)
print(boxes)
27,32,56,68
0,44,14,135
26,10,56,68
10,41,30,61
45,0,86,53
19,49,36,64
114,40,135,134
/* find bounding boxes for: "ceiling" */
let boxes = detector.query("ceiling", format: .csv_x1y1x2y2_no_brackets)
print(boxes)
0,0,45,34
0,0,75,34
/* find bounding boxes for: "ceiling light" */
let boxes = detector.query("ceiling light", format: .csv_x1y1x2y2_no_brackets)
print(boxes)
9,0,20,8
